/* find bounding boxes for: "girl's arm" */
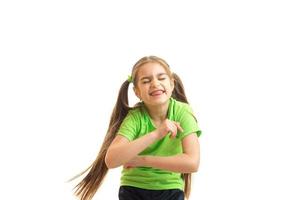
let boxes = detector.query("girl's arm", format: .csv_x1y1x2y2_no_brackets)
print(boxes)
105,119,183,169
105,131,158,168
124,133,200,173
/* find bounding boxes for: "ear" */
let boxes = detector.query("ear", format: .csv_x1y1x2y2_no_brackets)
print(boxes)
170,78,175,91
133,87,141,99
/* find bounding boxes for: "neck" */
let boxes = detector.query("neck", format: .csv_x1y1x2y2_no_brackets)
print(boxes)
145,100,170,122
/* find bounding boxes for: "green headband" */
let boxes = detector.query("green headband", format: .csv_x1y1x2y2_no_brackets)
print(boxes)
127,75,133,83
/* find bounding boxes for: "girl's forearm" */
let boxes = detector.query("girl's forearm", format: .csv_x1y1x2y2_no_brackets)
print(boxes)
142,154,199,173
106,131,159,168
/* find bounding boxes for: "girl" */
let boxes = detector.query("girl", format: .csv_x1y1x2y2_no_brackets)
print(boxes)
71,56,201,200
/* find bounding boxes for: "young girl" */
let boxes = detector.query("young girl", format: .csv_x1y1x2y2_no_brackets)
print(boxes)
71,56,201,200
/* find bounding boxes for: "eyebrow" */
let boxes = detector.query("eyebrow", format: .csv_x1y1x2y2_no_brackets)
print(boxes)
140,73,168,80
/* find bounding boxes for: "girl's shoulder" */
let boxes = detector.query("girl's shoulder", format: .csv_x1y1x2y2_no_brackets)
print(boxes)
127,103,145,118
170,97,192,113
169,98,198,122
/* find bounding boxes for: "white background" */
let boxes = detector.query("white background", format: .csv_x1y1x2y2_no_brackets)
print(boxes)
1,0,299,199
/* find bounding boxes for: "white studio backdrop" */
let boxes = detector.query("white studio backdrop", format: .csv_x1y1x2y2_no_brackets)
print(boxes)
0,0,299,199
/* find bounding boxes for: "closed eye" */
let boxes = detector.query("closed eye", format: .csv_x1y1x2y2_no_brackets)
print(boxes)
141,78,151,84
143,78,165,84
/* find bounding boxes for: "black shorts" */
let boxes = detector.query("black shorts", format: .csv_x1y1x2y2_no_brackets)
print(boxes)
118,185,184,200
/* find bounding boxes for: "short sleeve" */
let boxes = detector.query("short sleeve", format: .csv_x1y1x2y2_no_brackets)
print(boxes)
118,112,139,141
177,104,201,140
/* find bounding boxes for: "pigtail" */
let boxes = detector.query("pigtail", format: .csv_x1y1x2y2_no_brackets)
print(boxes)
172,72,193,200
172,73,188,104
70,80,131,200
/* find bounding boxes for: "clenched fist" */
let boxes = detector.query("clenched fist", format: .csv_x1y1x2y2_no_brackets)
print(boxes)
155,119,184,140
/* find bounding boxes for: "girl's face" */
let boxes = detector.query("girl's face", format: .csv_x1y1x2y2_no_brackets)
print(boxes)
134,62,174,107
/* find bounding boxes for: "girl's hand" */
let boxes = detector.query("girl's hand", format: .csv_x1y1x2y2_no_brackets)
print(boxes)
156,119,184,140
123,156,145,169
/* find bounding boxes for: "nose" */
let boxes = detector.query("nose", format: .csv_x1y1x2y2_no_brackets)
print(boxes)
151,78,160,87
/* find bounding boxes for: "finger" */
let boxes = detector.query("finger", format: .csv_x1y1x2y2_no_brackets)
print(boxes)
170,131,176,139
175,122,184,132
170,132,176,139
170,125,177,139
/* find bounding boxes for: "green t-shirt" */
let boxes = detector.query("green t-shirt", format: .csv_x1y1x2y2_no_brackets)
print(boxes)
118,97,201,190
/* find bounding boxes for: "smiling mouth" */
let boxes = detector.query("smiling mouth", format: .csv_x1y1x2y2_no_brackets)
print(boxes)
149,90,166,96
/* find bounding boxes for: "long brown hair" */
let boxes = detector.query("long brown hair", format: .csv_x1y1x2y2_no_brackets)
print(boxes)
70,56,193,200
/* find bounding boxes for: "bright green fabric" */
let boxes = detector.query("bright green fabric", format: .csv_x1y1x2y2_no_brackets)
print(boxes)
118,98,201,190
